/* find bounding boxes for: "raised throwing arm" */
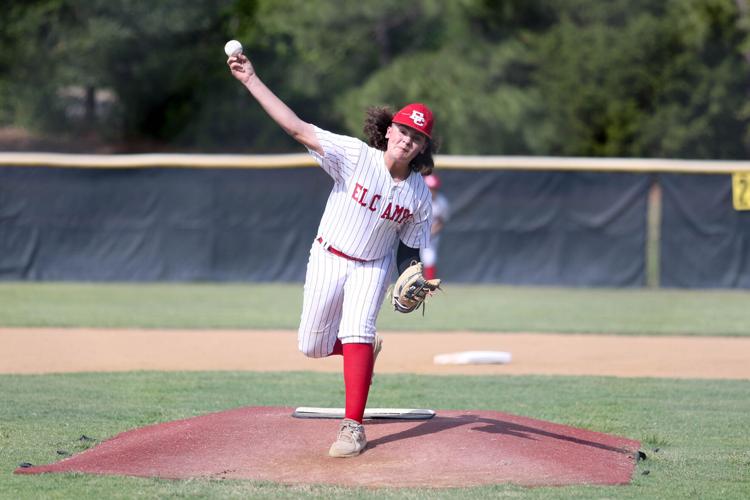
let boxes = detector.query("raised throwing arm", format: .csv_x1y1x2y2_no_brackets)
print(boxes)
228,54,322,155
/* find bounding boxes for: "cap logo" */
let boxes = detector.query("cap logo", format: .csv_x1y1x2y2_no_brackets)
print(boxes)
408,110,426,127
392,103,433,138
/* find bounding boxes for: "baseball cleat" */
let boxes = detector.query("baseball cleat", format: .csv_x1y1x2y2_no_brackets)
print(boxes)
328,418,367,458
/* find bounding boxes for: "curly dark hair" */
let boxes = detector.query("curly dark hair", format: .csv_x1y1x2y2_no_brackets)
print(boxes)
363,106,438,176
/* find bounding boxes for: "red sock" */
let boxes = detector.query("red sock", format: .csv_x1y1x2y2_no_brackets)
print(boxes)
342,343,374,423
424,265,436,280
329,339,343,356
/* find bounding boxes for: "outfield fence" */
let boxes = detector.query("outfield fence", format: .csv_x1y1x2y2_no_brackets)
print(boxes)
2,152,750,172
1,153,749,288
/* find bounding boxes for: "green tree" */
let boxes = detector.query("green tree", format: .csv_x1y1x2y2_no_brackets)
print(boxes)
0,0,248,149
530,0,749,158
1,0,749,157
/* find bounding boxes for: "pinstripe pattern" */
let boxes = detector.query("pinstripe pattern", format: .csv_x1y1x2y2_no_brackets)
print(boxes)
298,126,430,357
298,242,394,357
307,127,432,261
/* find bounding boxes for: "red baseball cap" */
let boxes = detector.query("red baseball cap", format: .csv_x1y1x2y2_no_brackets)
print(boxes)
392,103,434,138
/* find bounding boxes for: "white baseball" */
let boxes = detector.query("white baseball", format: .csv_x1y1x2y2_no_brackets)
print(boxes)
224,40,243,57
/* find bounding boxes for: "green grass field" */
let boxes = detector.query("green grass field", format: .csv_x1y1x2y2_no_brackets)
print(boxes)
1,282,749,335
2,282,750,499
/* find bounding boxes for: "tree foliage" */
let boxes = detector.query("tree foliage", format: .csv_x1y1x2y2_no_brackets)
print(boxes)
1,0,749,158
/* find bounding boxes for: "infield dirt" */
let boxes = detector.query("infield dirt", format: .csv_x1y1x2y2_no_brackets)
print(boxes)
2,328,749,379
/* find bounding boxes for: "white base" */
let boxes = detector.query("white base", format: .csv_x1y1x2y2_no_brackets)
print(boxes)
433,350,512,365
292,407,435,420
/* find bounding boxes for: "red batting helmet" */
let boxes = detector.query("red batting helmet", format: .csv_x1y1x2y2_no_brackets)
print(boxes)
392,103,434,138
424,173,441,190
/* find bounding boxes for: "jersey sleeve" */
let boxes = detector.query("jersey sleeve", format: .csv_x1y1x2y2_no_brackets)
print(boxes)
399,192,432,249
306,126,365,183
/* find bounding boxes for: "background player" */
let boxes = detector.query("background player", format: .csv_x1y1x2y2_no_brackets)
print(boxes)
228,52,437,457
420,173,450,280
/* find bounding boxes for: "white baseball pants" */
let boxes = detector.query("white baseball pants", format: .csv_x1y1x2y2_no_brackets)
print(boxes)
298,241,394,358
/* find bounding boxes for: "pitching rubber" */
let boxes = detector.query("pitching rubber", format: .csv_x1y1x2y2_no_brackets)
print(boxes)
292,407,435,420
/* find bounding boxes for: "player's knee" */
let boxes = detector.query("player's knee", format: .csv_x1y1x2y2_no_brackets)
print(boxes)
297,340,329,358
298,344,319,358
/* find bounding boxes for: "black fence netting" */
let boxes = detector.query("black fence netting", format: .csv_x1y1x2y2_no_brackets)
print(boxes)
660,173,750,288
0,167,328,281
0,165,656,286
433,170,649,286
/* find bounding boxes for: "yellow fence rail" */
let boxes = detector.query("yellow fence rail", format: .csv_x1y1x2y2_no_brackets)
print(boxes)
1,152,750,173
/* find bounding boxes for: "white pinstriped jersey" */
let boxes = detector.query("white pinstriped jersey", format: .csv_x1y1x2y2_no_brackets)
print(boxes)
307,126,432,260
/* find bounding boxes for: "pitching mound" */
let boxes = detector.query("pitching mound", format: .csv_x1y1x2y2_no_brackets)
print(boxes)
16,406,639,488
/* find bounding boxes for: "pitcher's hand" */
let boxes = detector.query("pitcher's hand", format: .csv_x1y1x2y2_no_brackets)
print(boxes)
228,53,255,84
